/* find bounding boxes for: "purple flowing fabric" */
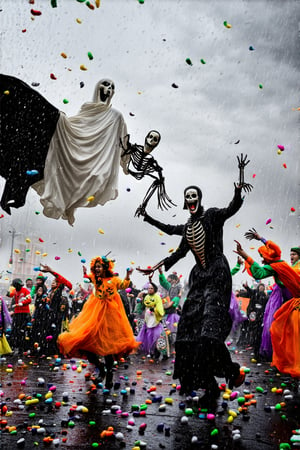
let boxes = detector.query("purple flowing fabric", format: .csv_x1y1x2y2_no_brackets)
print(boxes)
260,284,291,360
229,292,247,334
136,322,163,355
165,313,180,333
0,297,12,328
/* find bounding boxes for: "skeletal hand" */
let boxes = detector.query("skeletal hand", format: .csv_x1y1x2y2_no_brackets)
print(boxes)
237,153,253,193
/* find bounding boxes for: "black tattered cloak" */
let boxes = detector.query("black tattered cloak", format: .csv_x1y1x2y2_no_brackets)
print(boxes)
0,74,59,214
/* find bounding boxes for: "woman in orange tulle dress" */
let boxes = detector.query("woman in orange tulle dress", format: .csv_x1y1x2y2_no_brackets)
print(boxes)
58,255,139,388
235,239,300,378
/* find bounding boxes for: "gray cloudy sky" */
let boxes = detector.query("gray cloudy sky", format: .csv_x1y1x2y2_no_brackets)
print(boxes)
0,0,299,289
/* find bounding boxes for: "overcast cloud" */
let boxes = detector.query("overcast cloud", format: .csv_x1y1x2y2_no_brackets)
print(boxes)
0,0,299,289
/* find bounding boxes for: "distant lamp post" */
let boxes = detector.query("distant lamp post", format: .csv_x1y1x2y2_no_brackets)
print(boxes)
8,227,21,267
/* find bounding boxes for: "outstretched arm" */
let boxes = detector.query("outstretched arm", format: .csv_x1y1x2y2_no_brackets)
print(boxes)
141,210,184,236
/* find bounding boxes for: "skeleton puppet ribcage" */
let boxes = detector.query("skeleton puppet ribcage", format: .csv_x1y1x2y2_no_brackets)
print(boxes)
127,147,158,180
186,218,206,268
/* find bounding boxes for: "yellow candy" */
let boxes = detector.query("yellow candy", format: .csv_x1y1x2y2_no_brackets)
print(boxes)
4,90,10,95
228,409,237,417
223,393,230,400
35,250,41,255
6,368,13,373
25,238,31,243
227,415,234,423
81,406,88,413
87,196,95,202
45,392,52,399
42,253,48,257
14,249,20,254
165,397,173,404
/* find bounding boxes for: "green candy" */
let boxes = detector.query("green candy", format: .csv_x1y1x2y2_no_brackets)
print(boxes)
279,444,291,449
185,408,194,416
210,428,219,436
256,386,264,393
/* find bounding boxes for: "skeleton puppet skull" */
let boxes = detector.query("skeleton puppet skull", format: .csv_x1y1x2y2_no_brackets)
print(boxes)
183,186,202,214
93,79,115,105
144,130,161,154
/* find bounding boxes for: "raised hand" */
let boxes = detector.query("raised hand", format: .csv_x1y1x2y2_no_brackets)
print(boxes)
236,153,253,193
244,227,261,241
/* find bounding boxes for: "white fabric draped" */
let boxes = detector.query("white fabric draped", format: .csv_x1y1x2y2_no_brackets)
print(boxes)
33,101,127,225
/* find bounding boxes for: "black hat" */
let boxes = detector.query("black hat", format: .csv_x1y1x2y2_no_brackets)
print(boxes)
12,278,24,287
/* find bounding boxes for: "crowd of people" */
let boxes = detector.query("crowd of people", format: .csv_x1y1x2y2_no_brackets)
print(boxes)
1,180,300,404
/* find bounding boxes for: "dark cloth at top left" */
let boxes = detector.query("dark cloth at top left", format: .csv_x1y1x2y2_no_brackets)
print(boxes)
0,74,59,213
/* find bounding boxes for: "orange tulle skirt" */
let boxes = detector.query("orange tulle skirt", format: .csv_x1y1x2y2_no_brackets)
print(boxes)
57,292,140,358
270,297,300,378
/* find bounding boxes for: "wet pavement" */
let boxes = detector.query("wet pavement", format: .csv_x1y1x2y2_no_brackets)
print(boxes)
0,346,300,450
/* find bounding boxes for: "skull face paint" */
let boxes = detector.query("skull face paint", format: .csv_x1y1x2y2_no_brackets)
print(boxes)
184,188,200,214
95,79,115,105
144,130,161,154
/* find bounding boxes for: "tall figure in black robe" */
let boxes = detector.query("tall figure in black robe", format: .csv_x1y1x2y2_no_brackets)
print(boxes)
138,155,252,407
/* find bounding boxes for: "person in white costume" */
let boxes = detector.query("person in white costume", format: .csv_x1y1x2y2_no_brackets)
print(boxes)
33,79,128,225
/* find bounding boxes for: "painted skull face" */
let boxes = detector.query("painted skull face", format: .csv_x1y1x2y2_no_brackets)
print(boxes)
97,79,115,104
144,130,161,153
184,188,200,214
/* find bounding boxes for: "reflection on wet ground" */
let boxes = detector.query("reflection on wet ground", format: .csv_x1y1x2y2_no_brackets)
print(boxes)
0,347,299,450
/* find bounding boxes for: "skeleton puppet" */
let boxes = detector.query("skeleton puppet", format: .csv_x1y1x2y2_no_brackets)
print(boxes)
121,131,176,217
0,75,127,225
137,154,252,397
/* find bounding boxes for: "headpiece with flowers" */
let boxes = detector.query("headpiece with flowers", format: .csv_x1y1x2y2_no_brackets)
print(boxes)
89,256,115,284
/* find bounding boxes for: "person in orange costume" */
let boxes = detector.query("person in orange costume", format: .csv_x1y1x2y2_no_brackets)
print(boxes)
58,255,139,388
234,239,300,378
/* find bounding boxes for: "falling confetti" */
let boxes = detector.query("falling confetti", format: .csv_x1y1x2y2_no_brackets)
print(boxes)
277,145,285,151
55,256,61,260
172,83,178,88
0,214,4,218
3,90,10,95
266,218,272,225
291,207,295,212
76,18,82,24
252,174,256,178
234,140,240,144
39,238,44,242
95,0,100,7
61,52,67,59
185,58,193,66
80,64,87,71
87,52,94,60
129,112,135,116
80,81,84,88
31,9,42,16
249,46,255,51
283,163,287,168
86,1,95,9
98,228,104,234
50,73,57,80
87,196,95,202
168,248,174,253
259,84,263,89
63,99,69,104
200,59,206,64
223,21,232,28
81,259,86,263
